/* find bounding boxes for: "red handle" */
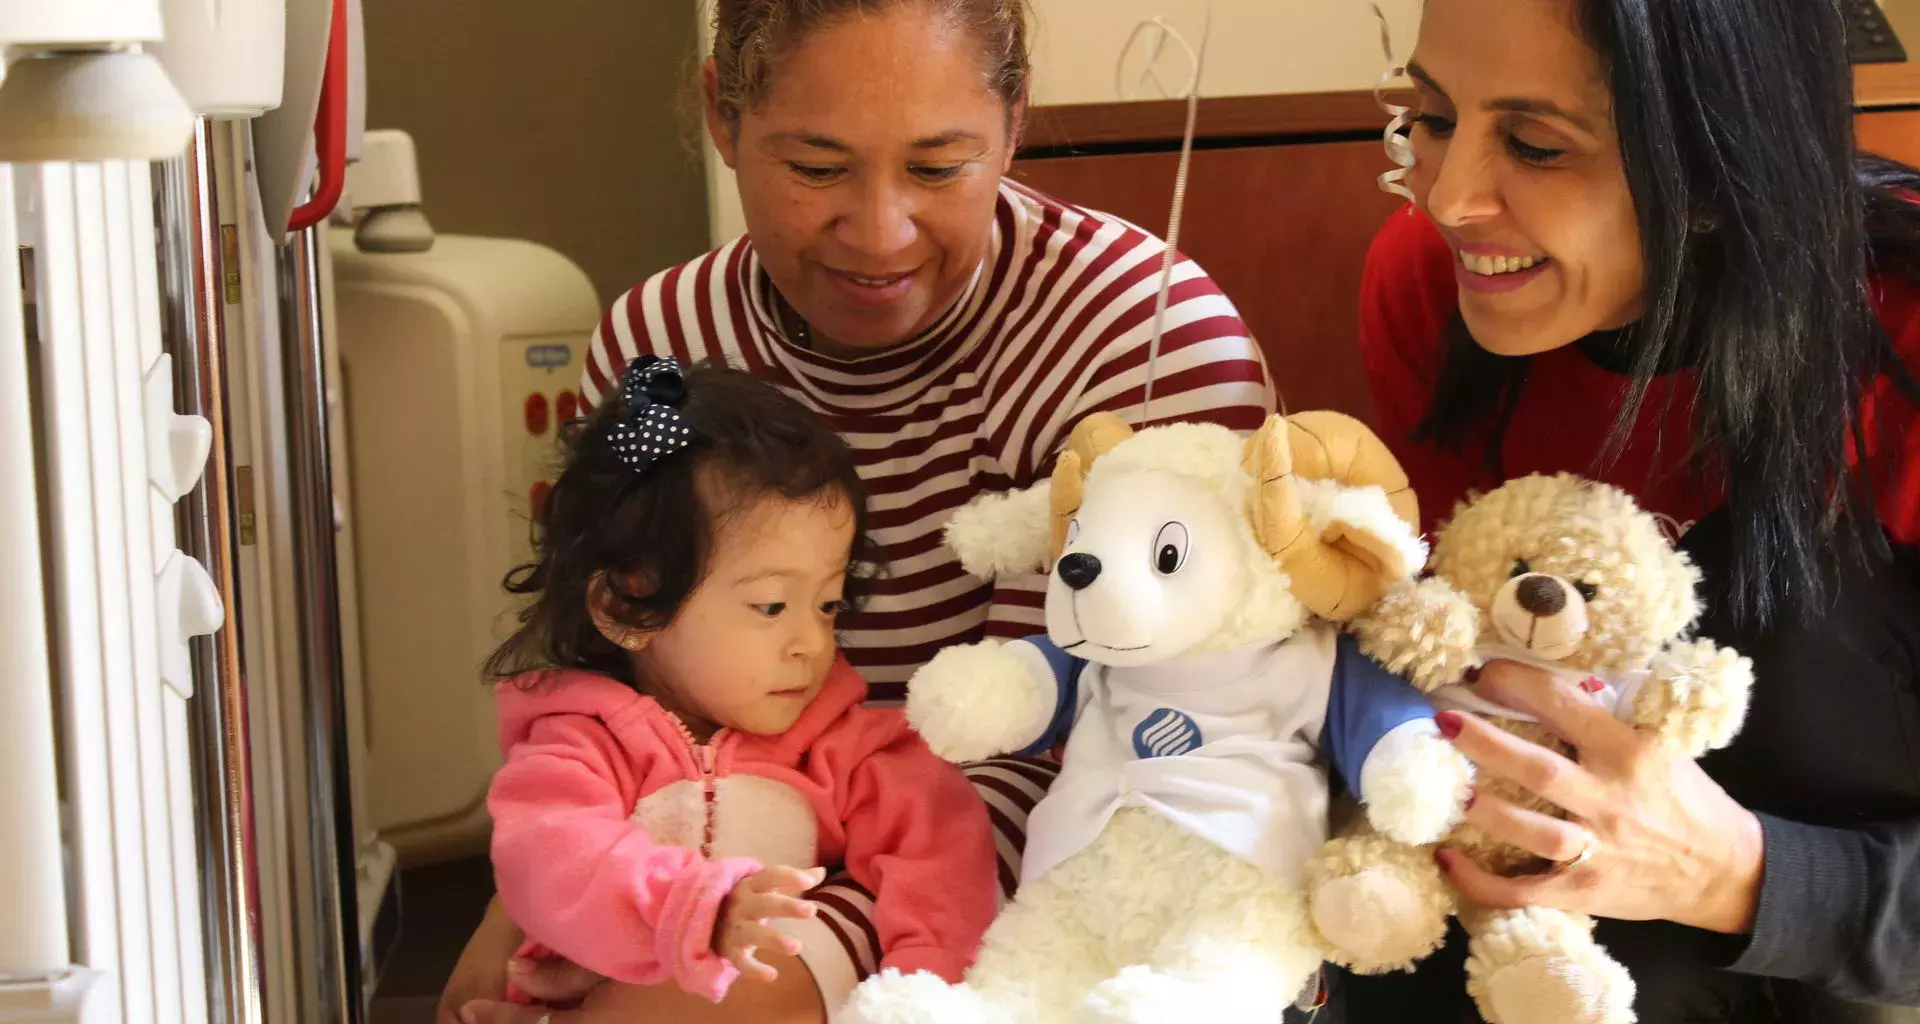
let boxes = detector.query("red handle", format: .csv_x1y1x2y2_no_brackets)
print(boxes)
288,0,348,233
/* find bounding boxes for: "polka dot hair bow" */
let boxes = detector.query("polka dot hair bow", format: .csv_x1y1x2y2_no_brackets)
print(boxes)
609,355,697,471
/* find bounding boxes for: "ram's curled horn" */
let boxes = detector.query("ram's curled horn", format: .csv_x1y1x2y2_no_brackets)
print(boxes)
1049,412,1134,560
1244,410,1422,621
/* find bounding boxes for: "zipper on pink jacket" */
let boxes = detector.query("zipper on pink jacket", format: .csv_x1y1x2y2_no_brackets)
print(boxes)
664,712,728,859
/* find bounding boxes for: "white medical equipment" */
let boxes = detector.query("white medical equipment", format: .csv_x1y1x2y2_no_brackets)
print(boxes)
329,130,600,865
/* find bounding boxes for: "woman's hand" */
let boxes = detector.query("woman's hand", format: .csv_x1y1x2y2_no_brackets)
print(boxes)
459,949,828,1024
1434,659,1767,935
438,898,528,1024
718,867,825,982
439,897,605,1024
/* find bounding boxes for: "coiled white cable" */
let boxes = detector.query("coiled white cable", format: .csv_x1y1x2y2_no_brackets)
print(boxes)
1115,10,1209,424
1356,0,1418,201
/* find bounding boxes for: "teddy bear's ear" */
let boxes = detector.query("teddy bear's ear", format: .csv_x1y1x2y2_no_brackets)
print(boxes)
1245,411,1423,621
1048,412,1134,560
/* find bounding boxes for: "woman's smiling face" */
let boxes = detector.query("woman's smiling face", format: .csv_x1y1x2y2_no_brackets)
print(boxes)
1405,0,1647,356
706,5,1016,357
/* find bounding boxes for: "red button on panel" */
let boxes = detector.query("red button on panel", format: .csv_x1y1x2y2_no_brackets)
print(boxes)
530,481,552,523
556,390,579,424
525,393,550,435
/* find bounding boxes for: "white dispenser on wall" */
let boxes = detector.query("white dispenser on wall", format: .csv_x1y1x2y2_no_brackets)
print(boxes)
330,129,599,864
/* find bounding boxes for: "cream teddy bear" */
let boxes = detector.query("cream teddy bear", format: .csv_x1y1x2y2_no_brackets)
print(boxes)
1304,472,1755,1024
842,410,1477,1024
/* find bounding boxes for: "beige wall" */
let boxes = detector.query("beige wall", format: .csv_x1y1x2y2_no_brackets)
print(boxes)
362,0,711,305
696,0,1422,246
1026,0,1421,107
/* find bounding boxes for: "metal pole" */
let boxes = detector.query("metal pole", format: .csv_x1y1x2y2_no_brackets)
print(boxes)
154,117,267,1024
277,213,364,1024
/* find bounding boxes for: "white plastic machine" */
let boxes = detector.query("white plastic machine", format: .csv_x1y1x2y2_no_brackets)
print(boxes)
329,129,599,864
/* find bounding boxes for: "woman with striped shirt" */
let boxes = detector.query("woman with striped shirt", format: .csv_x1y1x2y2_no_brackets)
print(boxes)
445,2,1274,1022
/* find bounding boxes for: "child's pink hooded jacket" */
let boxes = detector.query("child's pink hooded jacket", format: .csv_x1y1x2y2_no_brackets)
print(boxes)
487,657,996,1003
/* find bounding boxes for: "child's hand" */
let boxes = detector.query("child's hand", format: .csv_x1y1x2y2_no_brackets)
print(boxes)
716,866,825,982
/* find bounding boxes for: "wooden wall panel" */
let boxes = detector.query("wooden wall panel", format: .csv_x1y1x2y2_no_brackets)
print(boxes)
1012,140,1404,425
1857,109,1920,168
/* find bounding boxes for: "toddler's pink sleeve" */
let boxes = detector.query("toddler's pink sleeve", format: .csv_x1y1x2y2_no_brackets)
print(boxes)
836,728,998,982
489,714,760,1002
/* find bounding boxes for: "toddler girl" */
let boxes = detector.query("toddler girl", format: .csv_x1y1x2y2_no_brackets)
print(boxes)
481,356,996,1008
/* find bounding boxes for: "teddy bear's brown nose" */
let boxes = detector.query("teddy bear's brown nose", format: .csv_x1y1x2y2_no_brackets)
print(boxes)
1516,575,1567,617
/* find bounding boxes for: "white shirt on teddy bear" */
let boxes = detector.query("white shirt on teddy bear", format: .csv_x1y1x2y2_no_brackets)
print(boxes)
1426,643,1650,725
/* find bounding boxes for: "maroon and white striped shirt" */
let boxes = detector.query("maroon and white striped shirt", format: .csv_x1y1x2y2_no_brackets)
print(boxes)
581,180,1274,700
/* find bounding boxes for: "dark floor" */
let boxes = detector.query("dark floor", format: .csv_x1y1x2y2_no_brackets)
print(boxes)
371,855,495,1023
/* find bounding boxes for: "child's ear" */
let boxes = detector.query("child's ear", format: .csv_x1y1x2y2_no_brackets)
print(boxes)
587,573,651,653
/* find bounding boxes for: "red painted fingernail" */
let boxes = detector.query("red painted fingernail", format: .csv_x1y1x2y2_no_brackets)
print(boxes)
1436,711,1464,740
1466,786,1478,810
1582,676,1605,694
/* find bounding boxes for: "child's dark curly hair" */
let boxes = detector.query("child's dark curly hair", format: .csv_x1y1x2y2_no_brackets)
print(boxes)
483,360,880,684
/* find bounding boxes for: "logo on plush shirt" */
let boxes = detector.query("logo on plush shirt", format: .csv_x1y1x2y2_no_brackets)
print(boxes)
1133,709,1202,758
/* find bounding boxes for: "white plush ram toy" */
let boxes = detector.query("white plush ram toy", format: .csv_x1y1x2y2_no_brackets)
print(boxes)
843,410,1477,1024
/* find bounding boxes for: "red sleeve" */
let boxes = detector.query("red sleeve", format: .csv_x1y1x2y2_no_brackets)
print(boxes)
833,723,998,981
488,714,761,1001
1356,205,1491,534
1865,275,1920,545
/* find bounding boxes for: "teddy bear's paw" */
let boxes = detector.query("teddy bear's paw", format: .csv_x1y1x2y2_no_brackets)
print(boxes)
905,642,1054,763
1466,915,1636,1024
1473,952,1636,1024
1353,576,1481,692
1639,640,1756,759
1309,869,1450,972
841,969,987,1024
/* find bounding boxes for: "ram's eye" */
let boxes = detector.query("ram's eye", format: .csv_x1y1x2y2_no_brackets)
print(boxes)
1153,522,1190,575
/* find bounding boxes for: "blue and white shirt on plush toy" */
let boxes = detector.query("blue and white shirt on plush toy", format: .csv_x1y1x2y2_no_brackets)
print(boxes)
1010,624,1449,885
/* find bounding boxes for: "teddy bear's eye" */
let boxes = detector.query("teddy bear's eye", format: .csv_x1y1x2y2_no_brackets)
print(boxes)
1153,522,1190,575
1511,558,1532,578
1065,518,1081,545
1575,581,1599,602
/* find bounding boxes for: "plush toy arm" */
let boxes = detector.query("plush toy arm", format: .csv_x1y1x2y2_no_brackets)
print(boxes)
943,483,1054,580
1350,575,1482,693
1323,636,1475,845
905,637,1079,763
1632,638,1756,759
1358,722,1476,845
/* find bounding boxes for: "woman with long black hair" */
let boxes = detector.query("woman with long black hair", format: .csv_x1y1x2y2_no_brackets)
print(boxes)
1349,0,1920,1020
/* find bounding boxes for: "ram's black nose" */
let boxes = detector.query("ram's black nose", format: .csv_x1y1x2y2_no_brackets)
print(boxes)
1057,553,1102,591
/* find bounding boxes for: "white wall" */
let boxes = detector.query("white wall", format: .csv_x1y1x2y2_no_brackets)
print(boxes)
696,0,1422,247
1028,0,1420,107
